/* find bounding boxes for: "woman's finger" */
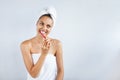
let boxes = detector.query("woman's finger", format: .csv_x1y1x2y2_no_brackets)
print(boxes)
46,41,50,49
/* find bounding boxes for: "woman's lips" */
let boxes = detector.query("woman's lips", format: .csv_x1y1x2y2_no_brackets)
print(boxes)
39,30,46,39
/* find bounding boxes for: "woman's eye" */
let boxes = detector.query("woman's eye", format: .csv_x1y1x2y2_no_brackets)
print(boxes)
47,25,51,28
40,22,44,26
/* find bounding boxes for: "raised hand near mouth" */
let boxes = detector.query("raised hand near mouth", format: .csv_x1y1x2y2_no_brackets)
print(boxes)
40,30,46,39
40,30,51,54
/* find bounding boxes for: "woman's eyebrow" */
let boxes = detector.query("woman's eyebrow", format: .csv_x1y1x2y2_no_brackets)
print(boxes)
40,21,44,23
40,20,52,27
47,24,51,27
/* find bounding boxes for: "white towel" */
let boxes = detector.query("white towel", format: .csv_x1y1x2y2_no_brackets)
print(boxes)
27,53,57,80
39,6,57,26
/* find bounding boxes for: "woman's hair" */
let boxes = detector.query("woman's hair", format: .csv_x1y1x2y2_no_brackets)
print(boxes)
39,14,53,20
37,14,53,24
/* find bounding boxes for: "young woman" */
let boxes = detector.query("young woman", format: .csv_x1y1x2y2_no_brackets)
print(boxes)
20,7,64,80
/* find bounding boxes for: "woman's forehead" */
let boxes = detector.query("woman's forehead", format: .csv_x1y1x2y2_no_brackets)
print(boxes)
39,16,53,25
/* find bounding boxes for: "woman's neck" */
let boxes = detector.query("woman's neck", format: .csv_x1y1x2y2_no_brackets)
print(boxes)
35,34,44,43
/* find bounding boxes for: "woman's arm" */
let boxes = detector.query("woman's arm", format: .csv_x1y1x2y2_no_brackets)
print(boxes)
55,40,64,80
20,40,49,78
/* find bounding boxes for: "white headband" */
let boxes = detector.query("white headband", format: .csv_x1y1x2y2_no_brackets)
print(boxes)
39,6,57,26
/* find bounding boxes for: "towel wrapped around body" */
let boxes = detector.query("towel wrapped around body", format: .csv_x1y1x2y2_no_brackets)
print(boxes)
27,53,57,80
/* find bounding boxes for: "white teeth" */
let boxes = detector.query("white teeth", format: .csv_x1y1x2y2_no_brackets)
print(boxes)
41,30,45,34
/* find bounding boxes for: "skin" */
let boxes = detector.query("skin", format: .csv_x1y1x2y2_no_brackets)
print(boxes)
20,16,64,80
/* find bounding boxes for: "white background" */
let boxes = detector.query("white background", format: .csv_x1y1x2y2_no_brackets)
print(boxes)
0,0,120,80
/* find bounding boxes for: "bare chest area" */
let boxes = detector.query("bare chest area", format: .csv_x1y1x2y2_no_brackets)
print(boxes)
30,40,56,55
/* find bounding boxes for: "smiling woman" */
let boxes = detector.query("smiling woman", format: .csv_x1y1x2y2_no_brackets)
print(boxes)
20,7,64,80
37,14,53,39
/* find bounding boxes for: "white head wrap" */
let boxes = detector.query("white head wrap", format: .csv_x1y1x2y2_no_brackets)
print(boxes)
39,6,57,26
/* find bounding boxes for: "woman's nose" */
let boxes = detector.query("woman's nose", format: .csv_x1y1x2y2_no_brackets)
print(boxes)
42,25,47,30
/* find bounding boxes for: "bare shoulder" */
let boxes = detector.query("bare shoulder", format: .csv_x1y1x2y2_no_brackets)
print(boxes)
20,38,33,51
51,38,62,47
51,39,63,56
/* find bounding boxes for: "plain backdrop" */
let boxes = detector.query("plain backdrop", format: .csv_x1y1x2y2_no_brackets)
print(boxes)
0,0,120,80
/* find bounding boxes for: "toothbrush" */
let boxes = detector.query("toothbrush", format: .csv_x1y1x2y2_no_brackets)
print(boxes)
40,31,46,39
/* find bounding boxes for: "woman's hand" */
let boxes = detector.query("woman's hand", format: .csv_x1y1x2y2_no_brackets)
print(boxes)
41,38,51,54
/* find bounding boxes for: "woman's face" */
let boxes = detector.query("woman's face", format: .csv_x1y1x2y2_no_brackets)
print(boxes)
36,16,53,37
